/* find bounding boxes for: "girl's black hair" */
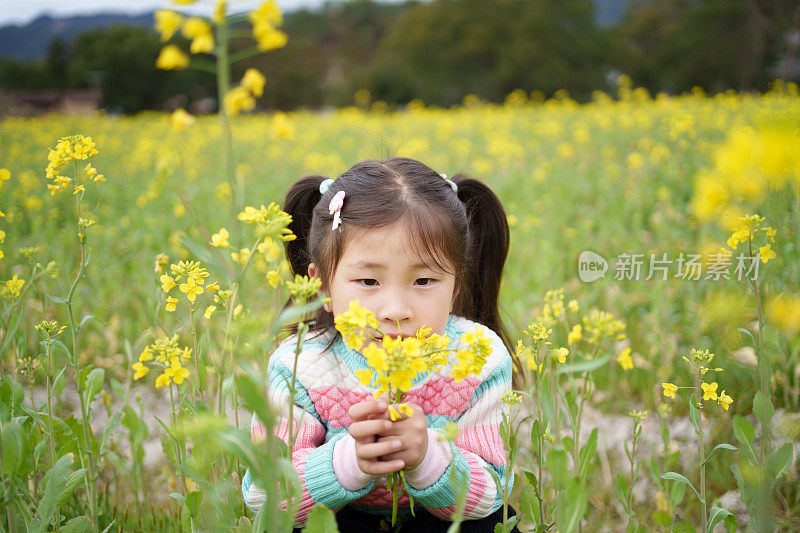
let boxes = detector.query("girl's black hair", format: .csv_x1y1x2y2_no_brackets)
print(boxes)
282,158,519,374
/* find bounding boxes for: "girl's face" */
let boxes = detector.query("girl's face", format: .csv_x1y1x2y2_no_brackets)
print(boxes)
309,221,458,344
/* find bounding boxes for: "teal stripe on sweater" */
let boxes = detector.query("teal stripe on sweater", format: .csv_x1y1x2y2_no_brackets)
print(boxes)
304,433,375,507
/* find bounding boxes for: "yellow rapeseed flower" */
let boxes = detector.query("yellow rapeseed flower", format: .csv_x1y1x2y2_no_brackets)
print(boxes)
204,305,216,319
179,278,204,302
568,324,582,344
213,0,227,24
267,270,281,288
701,381,719,401
616,347,634,371
210,228,230,248
171,108,195,131
165,296,179,312
156,45,189,70
2,274,25,299
553,346,569,364
662,382,678,399
155,371,171,388
224,86,255,117
132,362,149,380
717,390,733,411
154,10,183,41
241,68,266,98
759,244,775,263
160,274,176,293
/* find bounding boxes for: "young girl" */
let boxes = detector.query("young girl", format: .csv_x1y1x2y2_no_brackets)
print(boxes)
242,157,521,532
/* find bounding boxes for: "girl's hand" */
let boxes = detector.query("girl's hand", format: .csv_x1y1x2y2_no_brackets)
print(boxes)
348,399,405,475
375,403,428,470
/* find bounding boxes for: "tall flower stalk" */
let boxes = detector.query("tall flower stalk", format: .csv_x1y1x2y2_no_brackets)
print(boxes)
42,135,105,526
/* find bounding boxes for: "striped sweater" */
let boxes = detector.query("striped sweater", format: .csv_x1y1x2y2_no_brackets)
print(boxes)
241,314,514,526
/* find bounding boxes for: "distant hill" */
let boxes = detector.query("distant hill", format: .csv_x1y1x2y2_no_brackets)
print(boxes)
0,0,628,63
0,13,155,61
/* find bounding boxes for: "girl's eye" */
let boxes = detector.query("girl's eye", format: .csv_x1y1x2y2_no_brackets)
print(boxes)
415,278,435,286
357,279,378,287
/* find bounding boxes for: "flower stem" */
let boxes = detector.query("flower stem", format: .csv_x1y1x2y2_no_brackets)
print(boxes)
66,168,98,527
189,304,204,403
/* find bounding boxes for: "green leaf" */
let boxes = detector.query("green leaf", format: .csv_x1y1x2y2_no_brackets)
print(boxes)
185,490,203,519
724,514,739,533
100,411,123,455
732,416,757,463
302,504,339,532
706,507,733,533
769,442,793,479
651,510,672,527
35,454,74,532
47,294,67,304
615,474,629,506
84,368,105,404
753,391,774,428
578,428,597,480
688,394,701,438
555,354,611,375
701,443,737,466
266,297,327,343
547,448,568,488
77,314,101,333
61,516,93,533
519,485,540,525
485,465,503,494
1,420,25,476
56,468,87,506
557,480,587,533
661,472,703,504
52,365,67,397
674,518,697,533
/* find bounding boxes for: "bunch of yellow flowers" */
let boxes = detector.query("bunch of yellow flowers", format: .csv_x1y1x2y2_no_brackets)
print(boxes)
132,334,192,388
225,69,268,117
335,300,488,420
661,348,733,411
159,259,219,311
249,0,288,52
725,213,776,264
44,135,104,196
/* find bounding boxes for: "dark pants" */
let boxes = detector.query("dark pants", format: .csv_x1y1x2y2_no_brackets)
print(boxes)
294,505,521,533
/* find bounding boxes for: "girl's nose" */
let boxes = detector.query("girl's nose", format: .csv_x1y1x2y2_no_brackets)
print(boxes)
377,292,412,328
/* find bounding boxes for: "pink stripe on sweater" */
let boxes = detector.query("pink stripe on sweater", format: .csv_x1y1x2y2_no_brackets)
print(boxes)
455,423,507,465
307,388,373,428
403,376,481,418
271,419,326,449
307,376,483,427
461,452,492,517
278,448,316,523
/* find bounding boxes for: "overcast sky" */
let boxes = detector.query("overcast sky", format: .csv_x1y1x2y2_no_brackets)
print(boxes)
0,0,347,25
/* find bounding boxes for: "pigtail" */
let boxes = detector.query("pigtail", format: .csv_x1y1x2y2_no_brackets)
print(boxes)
453,175,521,378
283,175,327,277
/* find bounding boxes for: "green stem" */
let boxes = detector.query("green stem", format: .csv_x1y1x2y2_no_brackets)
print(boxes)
169,383,186,497
189,304,204,403
66,169,98,527
45,339,56,466
698,406,707,533
215,18,237,240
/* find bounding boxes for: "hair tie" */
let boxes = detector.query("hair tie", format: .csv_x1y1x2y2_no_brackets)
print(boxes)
440,173,458,193
329,190,345,232
319,178,335,195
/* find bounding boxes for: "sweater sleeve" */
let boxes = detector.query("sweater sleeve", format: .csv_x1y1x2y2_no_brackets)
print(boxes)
404,351,514,520
241,346,377,526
